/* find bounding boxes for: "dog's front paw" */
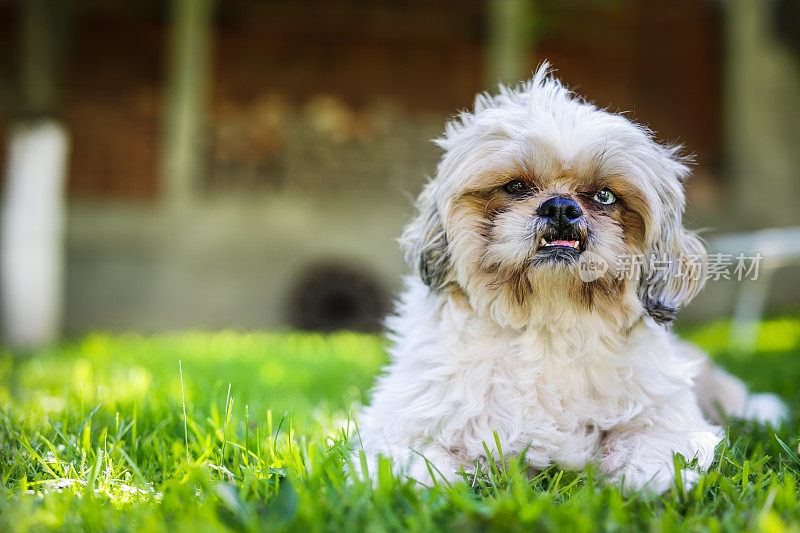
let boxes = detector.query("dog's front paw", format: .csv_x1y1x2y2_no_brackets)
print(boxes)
601,427,720,495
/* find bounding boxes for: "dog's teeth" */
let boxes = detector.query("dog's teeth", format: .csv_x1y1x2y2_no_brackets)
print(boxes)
540,238,547,247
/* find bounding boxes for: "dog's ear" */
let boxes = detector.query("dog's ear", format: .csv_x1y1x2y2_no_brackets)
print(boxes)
639,227,707,324
400,185,451,290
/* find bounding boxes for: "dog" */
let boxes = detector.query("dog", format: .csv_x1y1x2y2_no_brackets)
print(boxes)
355,64,787,494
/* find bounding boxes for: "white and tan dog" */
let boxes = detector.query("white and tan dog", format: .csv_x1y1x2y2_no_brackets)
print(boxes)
356,64,786,494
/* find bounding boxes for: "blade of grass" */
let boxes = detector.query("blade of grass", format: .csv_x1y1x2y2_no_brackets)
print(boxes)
775,436,800,467
179,356,190,465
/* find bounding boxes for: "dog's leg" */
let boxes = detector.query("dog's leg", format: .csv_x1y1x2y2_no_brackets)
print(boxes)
600,399,722,494
681,341,787,426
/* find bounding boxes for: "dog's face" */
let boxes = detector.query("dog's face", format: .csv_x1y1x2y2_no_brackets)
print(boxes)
402,65,707,330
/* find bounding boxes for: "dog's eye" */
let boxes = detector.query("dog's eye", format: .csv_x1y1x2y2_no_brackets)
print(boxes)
502,179,530,195
592,188,617,205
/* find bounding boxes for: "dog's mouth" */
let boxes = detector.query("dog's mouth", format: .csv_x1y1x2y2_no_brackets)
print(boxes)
538,238,580,251
534,232,584,263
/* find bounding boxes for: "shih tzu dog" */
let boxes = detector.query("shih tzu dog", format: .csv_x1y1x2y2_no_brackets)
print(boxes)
356,64,787,494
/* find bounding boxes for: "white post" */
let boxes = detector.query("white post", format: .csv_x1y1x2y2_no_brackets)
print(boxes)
1,120,70,347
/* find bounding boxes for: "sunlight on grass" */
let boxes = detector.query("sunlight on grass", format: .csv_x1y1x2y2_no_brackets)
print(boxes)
683,315,800,356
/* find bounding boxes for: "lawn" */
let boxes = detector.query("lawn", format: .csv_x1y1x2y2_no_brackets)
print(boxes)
1,316,799,532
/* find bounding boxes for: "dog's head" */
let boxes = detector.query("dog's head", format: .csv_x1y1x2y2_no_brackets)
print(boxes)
401,64,706,330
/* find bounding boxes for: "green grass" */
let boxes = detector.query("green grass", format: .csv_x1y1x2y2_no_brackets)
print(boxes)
1,318,799,532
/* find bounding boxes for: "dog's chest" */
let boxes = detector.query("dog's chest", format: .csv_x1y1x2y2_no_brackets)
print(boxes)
437,330,642,465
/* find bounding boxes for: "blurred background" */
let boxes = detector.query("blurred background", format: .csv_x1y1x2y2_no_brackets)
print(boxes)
1,0,799,347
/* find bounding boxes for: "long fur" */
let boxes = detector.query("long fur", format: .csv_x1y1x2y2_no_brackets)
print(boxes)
357,64,786,494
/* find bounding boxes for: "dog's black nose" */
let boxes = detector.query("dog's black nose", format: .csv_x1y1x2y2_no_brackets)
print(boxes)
536,197,583,225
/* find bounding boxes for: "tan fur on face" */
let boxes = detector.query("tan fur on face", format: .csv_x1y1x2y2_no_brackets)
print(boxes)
440,157,650,329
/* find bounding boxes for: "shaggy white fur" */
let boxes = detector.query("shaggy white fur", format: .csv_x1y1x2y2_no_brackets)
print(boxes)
356,64,787,494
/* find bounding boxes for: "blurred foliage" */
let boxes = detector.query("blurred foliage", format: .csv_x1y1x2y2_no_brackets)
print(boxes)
0,316,799,531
